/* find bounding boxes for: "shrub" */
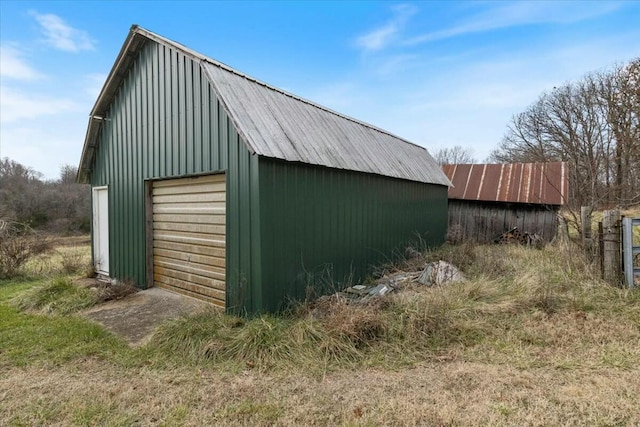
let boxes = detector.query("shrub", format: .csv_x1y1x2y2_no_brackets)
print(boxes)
0,219,53,279
59,246,93,276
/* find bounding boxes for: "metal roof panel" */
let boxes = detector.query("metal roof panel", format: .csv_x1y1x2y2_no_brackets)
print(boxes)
443,162,568,205
78,25,452,187
201,61,451,186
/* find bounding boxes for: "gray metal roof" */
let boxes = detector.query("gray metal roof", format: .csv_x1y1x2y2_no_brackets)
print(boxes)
203,62,450,185
78,26,450,186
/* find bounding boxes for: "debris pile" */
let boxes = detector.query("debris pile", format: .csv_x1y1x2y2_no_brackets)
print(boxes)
329,261,465,303
417,261,465,286
494,226,543,248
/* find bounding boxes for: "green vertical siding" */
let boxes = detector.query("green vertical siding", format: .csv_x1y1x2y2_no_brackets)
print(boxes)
90,40,260,312
258,158,448,312
88,38,449,314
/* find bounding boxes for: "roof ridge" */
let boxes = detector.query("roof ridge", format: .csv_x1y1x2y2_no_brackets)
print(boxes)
133,26,428,152
79,25,450,186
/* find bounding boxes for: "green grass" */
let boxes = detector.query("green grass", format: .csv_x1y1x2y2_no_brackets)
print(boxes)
0,303,128,367
70,401,140,427
1,242,639,375
12,277,99,315
1,239,640,426
0,277,49,302
7,397,140,427
147,310,362,372
0,275,140,369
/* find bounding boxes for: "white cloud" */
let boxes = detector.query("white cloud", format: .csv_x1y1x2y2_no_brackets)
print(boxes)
0,83,92,178
0,124,85,179
355,4,417,52
413,35,639,159
0,86,81,124
374,54,420,78
405,1,623,45
30,11,95,52
0,45,45,80
323,28,640,164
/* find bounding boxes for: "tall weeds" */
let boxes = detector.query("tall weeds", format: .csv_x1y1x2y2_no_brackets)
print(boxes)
13,277,98,314
0,220,53,279
146,241,640,373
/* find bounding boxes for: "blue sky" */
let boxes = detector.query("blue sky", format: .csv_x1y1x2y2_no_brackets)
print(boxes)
1,1,639,179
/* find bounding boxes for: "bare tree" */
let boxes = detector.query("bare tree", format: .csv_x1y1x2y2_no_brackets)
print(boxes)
491,58,639,209
0,219,53,279
599,59,640,206
0,158,91,233
0,158,49,226
51,165,91,232
434,145,477,165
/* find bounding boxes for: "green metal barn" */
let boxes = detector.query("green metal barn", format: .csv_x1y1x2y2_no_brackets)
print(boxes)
77,26,451,314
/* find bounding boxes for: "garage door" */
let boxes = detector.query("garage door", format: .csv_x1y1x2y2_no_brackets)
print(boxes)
152,174,226,308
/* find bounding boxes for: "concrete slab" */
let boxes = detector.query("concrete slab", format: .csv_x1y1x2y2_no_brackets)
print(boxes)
83,287,212,346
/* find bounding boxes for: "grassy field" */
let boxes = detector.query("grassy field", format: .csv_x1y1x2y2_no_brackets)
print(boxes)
1,239,639,426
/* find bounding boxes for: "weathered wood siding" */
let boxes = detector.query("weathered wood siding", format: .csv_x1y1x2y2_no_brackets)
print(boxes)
448,200,559,243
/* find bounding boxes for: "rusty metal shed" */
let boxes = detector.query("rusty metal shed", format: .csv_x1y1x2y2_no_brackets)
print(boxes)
77,25,450,314
442,162,568,243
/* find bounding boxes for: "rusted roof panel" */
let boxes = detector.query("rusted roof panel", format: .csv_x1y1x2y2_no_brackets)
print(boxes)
447,164,469,195
464,164,483,200
442,162,568,205
509,163,524,202
478,163,501,201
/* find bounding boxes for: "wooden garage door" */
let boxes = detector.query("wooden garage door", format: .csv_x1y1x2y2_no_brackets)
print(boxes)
152,174,226,308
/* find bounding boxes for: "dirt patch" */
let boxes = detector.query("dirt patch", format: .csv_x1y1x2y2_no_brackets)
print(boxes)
84,287,211,346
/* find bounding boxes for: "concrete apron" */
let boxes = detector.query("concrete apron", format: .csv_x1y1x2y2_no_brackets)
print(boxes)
83,287,211,347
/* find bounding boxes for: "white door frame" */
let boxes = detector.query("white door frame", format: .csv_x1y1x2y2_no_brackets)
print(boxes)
92,186,110,276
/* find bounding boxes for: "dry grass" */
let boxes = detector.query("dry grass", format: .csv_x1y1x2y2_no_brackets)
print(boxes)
11,277,137,315
1,359,638,426
12,277,99,315
2,241,640,425
150,243,639,371
574,204,640,241
20,240,92,278
0,221,54,279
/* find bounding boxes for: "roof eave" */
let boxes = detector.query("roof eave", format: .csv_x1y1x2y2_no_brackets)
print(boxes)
76,117,102,183
76,25,148,183
76,24,453,187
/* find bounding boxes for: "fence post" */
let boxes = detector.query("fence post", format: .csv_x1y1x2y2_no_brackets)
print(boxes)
557,215,569,244
602,209,622,286
598,221,604,278
581,206,593,260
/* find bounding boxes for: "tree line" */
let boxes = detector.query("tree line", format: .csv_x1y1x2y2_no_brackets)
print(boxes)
435,58,639,210
2,58,638,235
0,158,90,233
490,58,639,209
